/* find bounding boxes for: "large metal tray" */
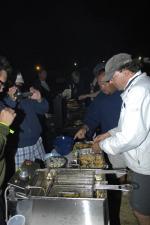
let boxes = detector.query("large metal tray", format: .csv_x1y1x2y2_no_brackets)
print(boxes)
8,168,129,200
31,168,106,198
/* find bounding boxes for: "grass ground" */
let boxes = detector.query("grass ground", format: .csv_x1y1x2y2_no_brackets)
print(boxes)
120,193,138,225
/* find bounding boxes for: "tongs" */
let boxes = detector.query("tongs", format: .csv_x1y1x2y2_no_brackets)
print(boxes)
25,185,46,196
94,183,133,192
95,168,128,176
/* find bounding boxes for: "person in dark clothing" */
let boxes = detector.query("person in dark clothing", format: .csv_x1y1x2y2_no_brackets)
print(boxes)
63,69,90,103
74,71,126,225
0,109,16,225
69,70,84,99
33,69,53,112
83,91,122,137
74,66,122,140
0,55,16,225
33,69,54,151
78,62,105,102
3,85,49,170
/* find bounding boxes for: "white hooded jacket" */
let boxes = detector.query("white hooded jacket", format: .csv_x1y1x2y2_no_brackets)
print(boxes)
100,71,150,175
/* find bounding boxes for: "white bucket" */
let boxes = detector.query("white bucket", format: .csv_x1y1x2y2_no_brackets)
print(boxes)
17,200,33,225
7,215,25,225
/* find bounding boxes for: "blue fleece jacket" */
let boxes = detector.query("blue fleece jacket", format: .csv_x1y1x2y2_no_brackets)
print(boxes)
84,91,122,138
3,97,49,147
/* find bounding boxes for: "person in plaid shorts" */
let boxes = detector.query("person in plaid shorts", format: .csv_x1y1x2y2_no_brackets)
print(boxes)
3,84,49,171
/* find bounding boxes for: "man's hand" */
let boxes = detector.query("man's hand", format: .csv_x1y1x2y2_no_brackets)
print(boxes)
93,132,111,143
92,142,101,154
92,132,111,154
74,127,86,140
78,94,89,101
0,107,16,126
7,86,18,101
29,87,42,102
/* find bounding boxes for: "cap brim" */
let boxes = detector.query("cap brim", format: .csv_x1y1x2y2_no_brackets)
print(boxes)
103,69,116,81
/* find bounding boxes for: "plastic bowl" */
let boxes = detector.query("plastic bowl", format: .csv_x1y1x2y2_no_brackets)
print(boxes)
53,135,74,156
45,156,67,168
7,215,25,225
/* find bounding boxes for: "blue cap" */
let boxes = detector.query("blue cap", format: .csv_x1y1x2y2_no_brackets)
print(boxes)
93,62,105,77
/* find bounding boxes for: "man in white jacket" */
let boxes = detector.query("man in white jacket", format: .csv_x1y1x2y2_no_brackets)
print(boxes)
93,53,150,225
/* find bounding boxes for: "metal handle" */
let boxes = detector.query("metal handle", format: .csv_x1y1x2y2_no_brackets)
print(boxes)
25,185,46,196
16,192,29,199
95,168,128,175
94,183,133,192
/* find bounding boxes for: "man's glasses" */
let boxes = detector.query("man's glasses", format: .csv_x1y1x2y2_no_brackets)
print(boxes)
0,80,6,87
99,81,110,85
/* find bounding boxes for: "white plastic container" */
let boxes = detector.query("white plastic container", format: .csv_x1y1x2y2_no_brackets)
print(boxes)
17,200,33,225
7,215,25,225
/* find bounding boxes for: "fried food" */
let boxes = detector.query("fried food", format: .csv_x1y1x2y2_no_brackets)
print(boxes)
74,142,93,149
79,153,105,168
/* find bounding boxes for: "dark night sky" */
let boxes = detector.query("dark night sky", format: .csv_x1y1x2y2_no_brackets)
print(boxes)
1,1,150,79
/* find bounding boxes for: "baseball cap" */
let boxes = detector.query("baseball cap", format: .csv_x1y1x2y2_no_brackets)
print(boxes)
104,53,132,81
93,62,105,77
15,73,24,84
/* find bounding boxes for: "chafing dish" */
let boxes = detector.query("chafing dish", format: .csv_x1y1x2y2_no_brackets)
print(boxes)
71,144,106,169
79,149,105,169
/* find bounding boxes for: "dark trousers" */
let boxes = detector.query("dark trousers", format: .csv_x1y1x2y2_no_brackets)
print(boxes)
107,190,122,225
106,174,122,225
0,195,6,225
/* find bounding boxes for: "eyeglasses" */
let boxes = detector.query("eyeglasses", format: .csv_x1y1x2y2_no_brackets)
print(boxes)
99,81,110,85
0,80,6,87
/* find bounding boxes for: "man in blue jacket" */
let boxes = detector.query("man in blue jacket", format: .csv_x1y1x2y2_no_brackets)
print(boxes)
3,85,49,170
74,66,122,141
74,69,125,225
